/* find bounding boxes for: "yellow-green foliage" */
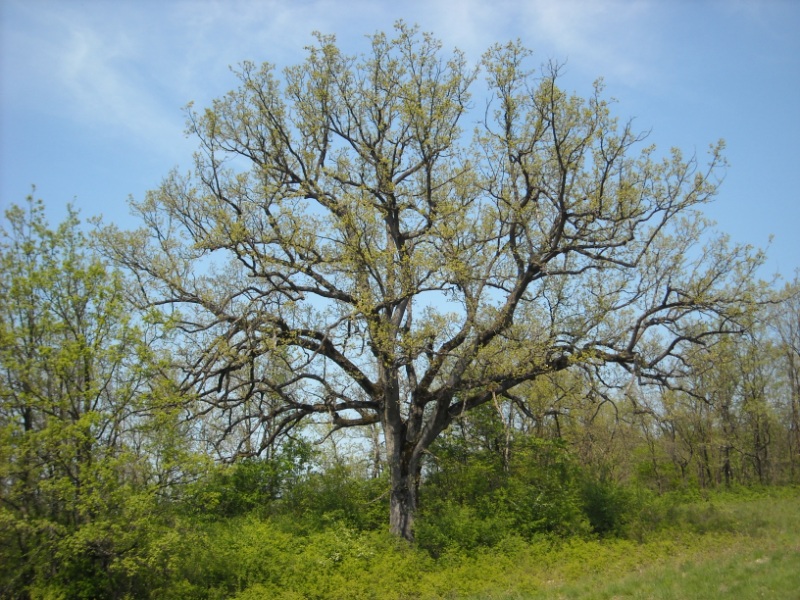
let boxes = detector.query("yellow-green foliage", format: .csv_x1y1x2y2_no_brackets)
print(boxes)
147,490,799,600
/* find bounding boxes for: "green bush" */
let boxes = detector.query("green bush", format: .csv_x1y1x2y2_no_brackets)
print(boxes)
183,439,315,519
418,438,591,553
415,501,513,555
282,464,389,532
580,477,636,536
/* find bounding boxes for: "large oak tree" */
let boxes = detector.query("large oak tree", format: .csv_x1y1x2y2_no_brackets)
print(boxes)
101,24,762,540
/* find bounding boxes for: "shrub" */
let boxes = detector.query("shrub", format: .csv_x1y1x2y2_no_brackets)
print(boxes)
580,477,635,536
418,438,590,553
282,464,389,532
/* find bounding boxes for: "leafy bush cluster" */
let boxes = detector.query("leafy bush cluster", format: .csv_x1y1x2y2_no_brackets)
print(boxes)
5,449,786,599
0,421,662,599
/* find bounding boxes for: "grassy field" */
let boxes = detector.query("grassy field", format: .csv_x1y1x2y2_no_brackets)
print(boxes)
92,488,798,599
223,490,800,600
465,492,800,600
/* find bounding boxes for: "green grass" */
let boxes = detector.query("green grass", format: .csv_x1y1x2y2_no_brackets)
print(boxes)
529,539,800,600
116,488,800,599
471,492,800,600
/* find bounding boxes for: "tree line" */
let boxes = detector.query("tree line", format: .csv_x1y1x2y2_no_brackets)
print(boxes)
1,23,798,598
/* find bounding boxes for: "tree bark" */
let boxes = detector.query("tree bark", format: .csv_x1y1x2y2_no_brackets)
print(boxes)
388,457,420,541
384,399,424,541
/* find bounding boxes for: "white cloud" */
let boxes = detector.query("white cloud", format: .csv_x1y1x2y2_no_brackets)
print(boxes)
61,23,175,132
514,0,659,86
3,1,187,159
2,0,664,164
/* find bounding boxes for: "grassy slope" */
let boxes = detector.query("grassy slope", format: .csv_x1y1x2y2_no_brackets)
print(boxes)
473,493,800,600
212,490,800,600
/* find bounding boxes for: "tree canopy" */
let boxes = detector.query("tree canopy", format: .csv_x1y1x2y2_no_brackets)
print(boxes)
100,23,763,540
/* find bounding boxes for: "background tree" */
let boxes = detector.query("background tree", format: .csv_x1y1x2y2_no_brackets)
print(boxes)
772,278,800,478
0,196,193,598
100,23,763,540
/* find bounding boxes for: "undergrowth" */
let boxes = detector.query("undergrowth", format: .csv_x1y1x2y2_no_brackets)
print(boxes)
127,489,800,599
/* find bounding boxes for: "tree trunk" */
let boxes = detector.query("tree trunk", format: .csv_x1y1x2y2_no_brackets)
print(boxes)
384,407,423,541
388,459,420,541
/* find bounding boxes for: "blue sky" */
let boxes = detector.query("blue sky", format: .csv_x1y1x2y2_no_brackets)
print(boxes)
2,0,798,277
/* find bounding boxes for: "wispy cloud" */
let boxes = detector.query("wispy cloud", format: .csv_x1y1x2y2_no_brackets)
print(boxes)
62,23,178,136
518,0,658,85
3,2,186,158
2,0,662,163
